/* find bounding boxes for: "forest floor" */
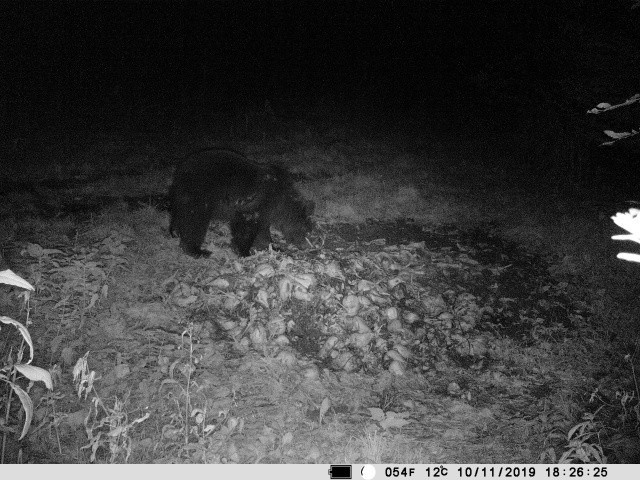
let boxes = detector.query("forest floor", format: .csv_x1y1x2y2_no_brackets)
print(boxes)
1,112,639,464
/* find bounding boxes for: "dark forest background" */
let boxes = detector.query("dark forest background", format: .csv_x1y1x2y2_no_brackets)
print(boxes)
2,2,638,124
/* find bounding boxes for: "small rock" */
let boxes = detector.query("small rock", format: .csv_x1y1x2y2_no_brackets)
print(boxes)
324,261,344,280
342,294,360,316
276,350,297,366
272,335,290,346
422,294,447,317
250,325,267,346
387,319,404,333
447,382,462,396
254,264,275,278
210,277,230,289
293,273,316,290
278,277,293,301
293,287,314,302
389,360,406,375
302,365,320,380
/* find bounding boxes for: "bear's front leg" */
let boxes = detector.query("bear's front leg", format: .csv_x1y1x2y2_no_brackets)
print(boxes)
173,194,213,258
251,227,272,253
230,211,262,257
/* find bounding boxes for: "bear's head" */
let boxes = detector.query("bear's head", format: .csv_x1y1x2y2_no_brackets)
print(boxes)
279,198,315,250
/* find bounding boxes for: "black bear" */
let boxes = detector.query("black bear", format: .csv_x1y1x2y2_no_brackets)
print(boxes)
169,148,313,257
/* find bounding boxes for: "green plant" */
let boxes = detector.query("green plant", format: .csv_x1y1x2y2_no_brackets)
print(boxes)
559,409,607,463
73,352,150,463
611,209,640,263
540,406,607,464
539,211,640,464
0,268,53,463
620,352,640,427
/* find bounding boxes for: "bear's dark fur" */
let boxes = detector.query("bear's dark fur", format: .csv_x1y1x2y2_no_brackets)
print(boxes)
169,148,313,257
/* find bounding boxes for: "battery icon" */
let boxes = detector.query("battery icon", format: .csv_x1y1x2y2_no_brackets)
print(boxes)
328,464,352,479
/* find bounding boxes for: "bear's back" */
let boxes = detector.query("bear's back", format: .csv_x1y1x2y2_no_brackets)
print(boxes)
173,148,283,219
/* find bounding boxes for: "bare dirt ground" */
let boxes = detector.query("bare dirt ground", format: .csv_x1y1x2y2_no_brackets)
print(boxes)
1,118,639,464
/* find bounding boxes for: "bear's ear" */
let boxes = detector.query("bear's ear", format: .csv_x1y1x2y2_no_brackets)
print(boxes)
303,199,315,216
